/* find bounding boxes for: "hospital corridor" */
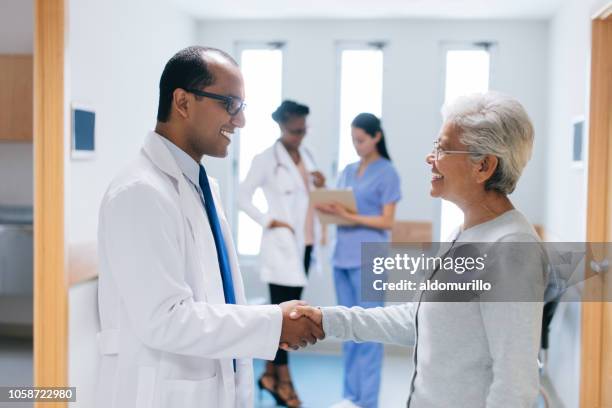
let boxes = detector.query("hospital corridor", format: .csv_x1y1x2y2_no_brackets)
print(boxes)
0,0,611,407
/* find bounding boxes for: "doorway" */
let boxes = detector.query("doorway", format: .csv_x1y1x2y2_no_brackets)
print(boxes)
580,6,612,408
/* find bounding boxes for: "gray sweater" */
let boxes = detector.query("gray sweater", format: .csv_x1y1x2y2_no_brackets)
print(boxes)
322,210,545,408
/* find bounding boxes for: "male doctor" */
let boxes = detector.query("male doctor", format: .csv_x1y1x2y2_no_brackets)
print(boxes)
96,46,324,408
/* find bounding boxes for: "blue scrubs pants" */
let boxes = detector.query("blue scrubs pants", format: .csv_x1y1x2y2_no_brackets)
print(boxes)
333,266,384,408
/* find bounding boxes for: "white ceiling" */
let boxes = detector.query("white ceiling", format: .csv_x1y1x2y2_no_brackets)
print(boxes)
173,0,565,20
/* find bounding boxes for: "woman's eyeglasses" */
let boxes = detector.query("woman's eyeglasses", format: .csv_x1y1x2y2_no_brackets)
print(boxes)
185,88,246,116
431,140,473,161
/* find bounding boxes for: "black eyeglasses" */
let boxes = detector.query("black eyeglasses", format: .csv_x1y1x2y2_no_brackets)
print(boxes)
185,88,246,116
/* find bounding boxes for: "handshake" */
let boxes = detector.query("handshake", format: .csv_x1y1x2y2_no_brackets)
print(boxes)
278,300,325,351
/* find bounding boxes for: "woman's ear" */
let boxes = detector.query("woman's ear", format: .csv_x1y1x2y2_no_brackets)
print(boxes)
475,155,498,185
373,131,382,143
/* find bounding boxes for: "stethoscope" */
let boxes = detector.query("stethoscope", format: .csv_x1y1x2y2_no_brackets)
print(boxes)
273,139,316,176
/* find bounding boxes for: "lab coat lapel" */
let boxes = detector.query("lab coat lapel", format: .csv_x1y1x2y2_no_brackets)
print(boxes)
206,180,244,396
142,131,226,305
221,221,245,304
299,146,317,173
277,142,307,193
142,131,183,182
179,178,227,305
209,179,247,305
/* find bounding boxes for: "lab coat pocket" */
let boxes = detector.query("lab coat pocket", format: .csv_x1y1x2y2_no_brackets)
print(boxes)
266,227,297,251
261,228,300,268
161,374,219,408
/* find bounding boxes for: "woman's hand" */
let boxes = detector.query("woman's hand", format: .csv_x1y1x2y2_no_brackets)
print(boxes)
310,171,326,188
268,219,295,234
316,202,396,230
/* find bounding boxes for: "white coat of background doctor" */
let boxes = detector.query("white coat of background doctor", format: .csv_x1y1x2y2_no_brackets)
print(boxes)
238,101,325,287
238,100,325,406
96,47,324,408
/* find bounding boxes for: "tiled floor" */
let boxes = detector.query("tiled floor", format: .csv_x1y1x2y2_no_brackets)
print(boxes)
0,336,558,408
254,348,413,408
253,348,558,408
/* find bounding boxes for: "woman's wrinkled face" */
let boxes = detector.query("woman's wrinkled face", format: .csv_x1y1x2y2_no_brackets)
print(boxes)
425,122,479,203
351,127,380,158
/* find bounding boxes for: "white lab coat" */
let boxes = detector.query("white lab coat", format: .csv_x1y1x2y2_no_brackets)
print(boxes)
96,131,283,408
238,141,322,287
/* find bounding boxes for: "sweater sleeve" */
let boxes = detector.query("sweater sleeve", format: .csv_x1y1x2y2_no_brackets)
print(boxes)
321,303,415,346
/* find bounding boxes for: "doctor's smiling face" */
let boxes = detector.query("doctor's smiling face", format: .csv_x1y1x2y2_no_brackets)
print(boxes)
183,57,246,159
156,47,246,161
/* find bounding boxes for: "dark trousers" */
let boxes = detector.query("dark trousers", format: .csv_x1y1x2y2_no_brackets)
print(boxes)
269,245,313,366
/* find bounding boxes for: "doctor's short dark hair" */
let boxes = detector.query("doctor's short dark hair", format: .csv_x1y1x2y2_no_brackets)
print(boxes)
271,100,310,124
157,46,238,122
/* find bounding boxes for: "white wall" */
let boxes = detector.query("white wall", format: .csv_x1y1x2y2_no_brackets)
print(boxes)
197,19,550,306
544,0,610,407
67,0,196,406
67,0,196,244
0,0,33,206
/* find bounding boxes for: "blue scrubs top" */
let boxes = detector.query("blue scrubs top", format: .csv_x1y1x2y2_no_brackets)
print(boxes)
333,158,402,268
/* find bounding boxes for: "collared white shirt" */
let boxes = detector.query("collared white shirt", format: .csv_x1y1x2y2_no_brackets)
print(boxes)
158,133,207,211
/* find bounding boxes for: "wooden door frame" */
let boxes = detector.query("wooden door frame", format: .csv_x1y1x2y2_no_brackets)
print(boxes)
581,5,612,408
33,0,67,406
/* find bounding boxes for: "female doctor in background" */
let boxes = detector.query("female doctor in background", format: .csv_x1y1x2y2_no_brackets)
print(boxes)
238,100,325,407
318,113,401,408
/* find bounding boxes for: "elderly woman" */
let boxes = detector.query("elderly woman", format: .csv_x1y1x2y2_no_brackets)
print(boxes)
289,92,545,408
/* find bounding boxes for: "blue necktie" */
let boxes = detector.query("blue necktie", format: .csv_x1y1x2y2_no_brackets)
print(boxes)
199,164,237,372
198,164,236,305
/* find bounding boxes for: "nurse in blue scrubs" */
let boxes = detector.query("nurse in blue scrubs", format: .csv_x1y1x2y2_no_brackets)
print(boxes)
318,113,401,408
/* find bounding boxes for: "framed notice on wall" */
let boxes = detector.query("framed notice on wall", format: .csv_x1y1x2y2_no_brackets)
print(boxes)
71,103,96,160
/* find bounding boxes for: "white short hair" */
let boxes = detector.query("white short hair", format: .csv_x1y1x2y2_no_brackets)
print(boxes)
441,92,534,195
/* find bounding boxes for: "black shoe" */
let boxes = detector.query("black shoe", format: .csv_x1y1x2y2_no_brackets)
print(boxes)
257,373,283,406
275,380,302,408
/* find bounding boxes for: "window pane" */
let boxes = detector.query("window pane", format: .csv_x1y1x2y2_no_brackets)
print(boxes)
237,48,282,255
338,49,383,171
440,49,490,240
444,50,490,102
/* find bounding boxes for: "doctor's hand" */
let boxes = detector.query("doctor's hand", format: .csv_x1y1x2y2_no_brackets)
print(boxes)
279,300,325,350
290,305,322,326
310,171,326,188
279,305,325,351
268,219,295,234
